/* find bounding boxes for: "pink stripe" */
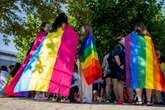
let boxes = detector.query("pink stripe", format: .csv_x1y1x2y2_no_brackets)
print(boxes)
48,25,78,96
5,32,45,96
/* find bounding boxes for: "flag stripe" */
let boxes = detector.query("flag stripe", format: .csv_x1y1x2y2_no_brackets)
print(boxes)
125,32,165,91
145,36,153,89
79,44,97,62
5,32,45,96
131,32,138,88
80,35,102,85
137,34,146,88
48,25,78,96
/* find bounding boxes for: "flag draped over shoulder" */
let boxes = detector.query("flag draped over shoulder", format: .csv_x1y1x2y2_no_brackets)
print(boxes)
5,32,46,96
79,35,102,85
6,25,78,97
125,32,165,91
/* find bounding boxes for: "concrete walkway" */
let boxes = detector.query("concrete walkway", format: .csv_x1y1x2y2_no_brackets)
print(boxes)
0,98,165,110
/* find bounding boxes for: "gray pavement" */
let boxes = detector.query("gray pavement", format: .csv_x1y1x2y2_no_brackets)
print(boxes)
0,98,165,110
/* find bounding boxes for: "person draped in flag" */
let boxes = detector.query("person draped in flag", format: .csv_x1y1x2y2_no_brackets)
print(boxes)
125,22,165,106
5,13,78,98
133,23,152,105
5,22,49,97
78,25,102,103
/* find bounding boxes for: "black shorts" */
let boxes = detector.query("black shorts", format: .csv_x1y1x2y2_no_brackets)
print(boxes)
106,67,117,79
93,83,99,91
114,66,126,81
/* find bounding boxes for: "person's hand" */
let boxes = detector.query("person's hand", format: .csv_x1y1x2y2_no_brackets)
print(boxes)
103,73,106,77
120,65,124,70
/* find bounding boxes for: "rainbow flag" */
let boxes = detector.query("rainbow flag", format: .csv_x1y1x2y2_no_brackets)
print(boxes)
7,25,78,97
79,35,102,85
125,32,165,91
5,32,46,96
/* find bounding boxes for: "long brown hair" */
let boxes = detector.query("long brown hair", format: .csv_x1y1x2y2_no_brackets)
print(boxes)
134,22,146,34
134,22,151,36
82,25,93,36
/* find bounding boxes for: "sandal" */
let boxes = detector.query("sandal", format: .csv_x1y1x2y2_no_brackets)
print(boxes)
146,101,153,106
134,96,143,105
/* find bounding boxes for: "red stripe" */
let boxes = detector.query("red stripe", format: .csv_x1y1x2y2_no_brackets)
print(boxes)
82,64,102,85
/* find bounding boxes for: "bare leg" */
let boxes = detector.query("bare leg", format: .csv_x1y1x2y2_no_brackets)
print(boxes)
105,77,112,100
118,80,124,100
127,88,134,103
146,89,152,105
112,79,118,100
135,89,142,104
154,90,161,103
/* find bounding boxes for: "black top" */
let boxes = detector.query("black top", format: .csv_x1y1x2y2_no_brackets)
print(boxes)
113,44,125,66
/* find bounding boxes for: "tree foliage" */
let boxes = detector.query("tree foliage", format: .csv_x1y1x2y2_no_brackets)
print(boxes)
68,0,165,59
0,0,65,62
1,0,165,62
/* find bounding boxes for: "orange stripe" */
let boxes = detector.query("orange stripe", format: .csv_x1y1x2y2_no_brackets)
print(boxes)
152,41,165,91
83,65,101,77
81,59,100,69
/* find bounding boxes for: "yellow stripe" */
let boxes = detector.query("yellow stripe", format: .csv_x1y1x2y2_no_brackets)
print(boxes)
145,36,154,89
81,51,99,69
29,28,64,91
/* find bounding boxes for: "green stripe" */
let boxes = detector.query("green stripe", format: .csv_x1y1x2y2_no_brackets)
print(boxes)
80,44,97,62
137,35,146,88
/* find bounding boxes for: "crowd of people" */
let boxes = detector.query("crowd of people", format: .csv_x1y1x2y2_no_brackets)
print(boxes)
0,63,20,96
0,13,165,107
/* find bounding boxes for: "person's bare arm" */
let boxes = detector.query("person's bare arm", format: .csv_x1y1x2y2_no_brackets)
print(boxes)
114,55,124,69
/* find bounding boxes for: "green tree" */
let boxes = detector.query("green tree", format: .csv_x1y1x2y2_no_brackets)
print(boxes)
68,0,165,59
1,0,165,62
0,0,65,62
14,15,41,62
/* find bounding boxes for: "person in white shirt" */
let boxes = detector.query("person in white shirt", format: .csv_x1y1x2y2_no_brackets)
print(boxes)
0,66,9,96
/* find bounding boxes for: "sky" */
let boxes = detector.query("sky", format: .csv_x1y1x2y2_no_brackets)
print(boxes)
0,34,17,55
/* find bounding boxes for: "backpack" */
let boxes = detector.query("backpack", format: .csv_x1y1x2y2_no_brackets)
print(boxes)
107,49,115,68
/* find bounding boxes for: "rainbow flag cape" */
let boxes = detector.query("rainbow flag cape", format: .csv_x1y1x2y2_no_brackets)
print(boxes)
79,35,102,85
7,25,78,96
5,32,46,96
125,32,165,91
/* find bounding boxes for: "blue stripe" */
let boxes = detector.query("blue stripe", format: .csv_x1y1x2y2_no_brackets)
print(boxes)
79,35,94,55
131,32,139,88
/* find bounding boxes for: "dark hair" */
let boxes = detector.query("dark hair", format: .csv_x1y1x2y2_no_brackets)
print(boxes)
1,66,8,72
160,56,165,63
9,65,14,70
40,22,48,32
134,22,146,33
10,63,21,77
50,13,68,32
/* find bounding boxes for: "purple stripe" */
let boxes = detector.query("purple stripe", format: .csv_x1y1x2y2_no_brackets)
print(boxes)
125,34,131,87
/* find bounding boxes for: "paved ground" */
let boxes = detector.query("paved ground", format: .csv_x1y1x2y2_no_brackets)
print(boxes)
0,98,165,110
